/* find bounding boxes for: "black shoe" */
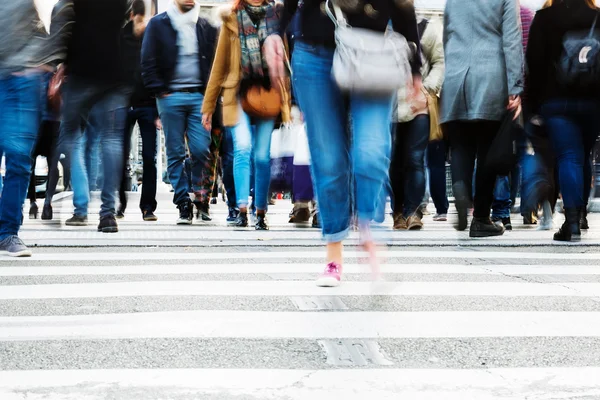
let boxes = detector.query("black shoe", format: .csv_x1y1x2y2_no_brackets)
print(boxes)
581,208,589,230
143,210,158,221
194,201,212,222
233,212,248,228
470,217,505,238
65,215,88,226
227,207,239,224
312,212,321,229
453,182,469,231
210,197,218,205
29,203,38,219
41,204,53,220
255,214,269,230
554,208,581,242
492,217,512,231
116,208,125,219
177,201,193,225
523,213,538,225
98,215,119,233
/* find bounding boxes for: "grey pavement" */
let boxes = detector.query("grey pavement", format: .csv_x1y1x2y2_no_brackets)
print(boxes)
1,192,600,399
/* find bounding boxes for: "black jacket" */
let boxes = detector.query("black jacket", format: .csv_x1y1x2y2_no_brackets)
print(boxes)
141,12,217,97
122,21,153,107
66,0,130,83
527,0,600,112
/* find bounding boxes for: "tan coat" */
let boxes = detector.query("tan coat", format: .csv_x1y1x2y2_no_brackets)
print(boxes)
202,6,291,127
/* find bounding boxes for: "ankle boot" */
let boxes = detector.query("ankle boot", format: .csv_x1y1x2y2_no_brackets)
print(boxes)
580,207,589,230
554,207,581,242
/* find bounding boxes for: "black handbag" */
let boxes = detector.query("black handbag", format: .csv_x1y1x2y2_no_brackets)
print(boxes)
486,111,521,175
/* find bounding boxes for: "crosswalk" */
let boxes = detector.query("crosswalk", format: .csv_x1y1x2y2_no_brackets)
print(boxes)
1,247,600,399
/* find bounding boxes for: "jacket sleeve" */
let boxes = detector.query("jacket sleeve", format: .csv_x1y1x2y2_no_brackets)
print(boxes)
421,20,445,94
502,0,524,96
202,25,231,116
525,14,545,113
141,18,167,97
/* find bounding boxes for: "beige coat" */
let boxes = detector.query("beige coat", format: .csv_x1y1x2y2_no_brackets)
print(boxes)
202,6,291,127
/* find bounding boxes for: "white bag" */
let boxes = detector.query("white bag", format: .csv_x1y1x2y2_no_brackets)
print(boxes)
292,123,311,166
325,0,413,95
270,125,296,160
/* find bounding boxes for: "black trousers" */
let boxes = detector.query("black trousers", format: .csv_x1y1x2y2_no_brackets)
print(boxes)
446,120,501,219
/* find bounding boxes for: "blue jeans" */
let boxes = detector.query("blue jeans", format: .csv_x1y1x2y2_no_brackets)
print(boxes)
71,108,102,217
542,99,600,209
60,77,129,218
292,41,394,242
492,175,512,219
157,92,211,206
427,140,449,214
220,127,237,209
391,115,430,217
228,108,274,210
0,73,42,239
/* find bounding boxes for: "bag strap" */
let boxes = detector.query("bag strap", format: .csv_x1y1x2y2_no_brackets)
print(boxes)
325,0,348,28
589,14,598,38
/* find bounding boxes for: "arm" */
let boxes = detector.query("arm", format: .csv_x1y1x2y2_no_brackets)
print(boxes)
390,0,422,75
47,0,75,66
141,18,168,97
421,20,444,94
502,0,524,96
201,26,231,117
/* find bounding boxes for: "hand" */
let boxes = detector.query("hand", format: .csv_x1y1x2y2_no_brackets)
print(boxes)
410,89,428,114
507,95,522,120
202,113,212,132
264,35,286,86
155,118,162,130
412,75,424,99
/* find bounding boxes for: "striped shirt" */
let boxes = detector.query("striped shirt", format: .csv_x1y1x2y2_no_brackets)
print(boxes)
520,6,535,103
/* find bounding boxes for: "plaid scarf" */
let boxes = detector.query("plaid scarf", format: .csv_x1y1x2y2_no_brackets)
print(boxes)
237,3,279,79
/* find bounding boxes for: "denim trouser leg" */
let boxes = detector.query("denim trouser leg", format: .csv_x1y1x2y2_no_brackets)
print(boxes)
220,127,237,209
0,74,42,240
427,140,449,214
71,132,90,217
492,175,512,219
231,108,275,210
137,107,159,212
157,93,211,206
293,41,392,241
293,42,351,242
390,115,429,217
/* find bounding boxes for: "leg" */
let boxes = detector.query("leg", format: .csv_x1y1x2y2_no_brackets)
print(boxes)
447,121,477,230
231,108,254,211
157,93,191,206
390,122,407,216
491,175,512,226
137,106,159,213
427,139,449,215
252,117,275,212
0,73,42,248
473,121,502,219
185,93,212,203
119,107,136,214
44,121,61,207
401,115,429,218
221,127,237,209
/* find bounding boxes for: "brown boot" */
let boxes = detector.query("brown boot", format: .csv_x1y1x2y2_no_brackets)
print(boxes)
393,213,408,230
406,214,424,230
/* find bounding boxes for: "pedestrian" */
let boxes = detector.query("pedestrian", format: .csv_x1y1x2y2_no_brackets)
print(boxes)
0,0,63,256
142,0,217,225
59,0,132,233
441,0,524,238
201,0,292,230
392,16,445,231
526,0,600,241
118,0,160,222
264,0,422,286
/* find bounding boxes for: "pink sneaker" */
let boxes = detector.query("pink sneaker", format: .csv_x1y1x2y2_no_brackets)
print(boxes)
316,262,342,287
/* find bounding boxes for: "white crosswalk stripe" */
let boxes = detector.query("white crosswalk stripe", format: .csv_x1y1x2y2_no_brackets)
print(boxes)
1,248,599,399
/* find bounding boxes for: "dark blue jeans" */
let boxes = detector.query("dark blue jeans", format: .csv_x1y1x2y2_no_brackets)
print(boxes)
427,139,449,214
220,127,237,209
60,77,129,218
0,72,42,239
120,106,158,213
492,175,512,219
391,115,430,217
542,99,600,209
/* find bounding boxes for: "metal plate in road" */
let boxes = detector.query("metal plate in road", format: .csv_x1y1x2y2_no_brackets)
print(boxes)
318,339,394,366
290,296,349,311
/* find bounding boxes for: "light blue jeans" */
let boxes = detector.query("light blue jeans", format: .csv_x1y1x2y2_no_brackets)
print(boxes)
157,92,211,206
227,107,275,210
292,41,394,242
71,109,101,217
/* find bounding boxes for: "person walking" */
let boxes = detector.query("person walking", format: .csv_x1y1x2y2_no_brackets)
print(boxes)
142,0,217,225
441,0,524,238
118,0,160,222
526,0,600,241
0,0,63,256
392,16,445,231
201,0,291,231
264,0,421,286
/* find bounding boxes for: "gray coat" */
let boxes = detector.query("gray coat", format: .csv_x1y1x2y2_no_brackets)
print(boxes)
440,0,524,123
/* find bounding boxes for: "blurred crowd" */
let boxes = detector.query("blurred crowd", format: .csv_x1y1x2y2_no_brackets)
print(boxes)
0,0,598,287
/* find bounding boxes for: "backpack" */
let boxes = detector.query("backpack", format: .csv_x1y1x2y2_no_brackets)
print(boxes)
557,15,600,92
